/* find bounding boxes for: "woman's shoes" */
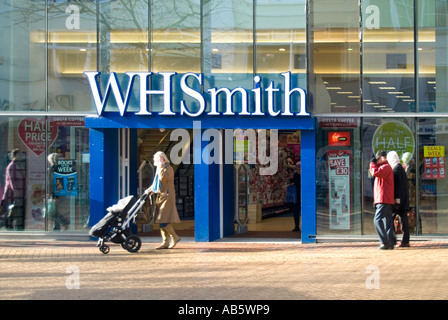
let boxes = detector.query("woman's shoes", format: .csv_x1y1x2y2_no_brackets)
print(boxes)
156,224,181,249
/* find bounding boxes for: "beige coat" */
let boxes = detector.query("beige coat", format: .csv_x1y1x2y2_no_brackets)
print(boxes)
154,164,180,224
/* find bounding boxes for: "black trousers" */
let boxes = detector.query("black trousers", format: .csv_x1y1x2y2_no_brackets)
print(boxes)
293,203,301,229
394,209,410,244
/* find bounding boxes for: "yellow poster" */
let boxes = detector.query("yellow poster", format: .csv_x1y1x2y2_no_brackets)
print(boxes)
424,146,445,158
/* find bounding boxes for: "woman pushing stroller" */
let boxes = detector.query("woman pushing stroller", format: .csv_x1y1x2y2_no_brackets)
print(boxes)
145,151,181,249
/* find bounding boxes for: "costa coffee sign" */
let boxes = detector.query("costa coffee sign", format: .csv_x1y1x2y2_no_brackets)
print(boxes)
84,71,309,117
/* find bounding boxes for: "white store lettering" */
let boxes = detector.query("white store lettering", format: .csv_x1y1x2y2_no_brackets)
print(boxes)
84,71,309,117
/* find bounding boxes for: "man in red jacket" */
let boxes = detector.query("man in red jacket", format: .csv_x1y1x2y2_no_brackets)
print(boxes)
370,150,395,250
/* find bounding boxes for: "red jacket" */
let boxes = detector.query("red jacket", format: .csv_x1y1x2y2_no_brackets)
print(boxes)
369,162,394,205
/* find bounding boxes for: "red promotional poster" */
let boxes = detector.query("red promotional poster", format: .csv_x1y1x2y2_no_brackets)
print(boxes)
18,118,57,156
423,146,446,179
327,150,351,230
424,156,445,179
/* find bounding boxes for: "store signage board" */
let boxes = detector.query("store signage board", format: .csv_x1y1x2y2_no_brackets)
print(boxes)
423,146,445,179
84,71,309,118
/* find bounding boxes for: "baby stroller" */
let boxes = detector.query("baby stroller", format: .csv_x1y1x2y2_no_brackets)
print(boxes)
89,193,149,254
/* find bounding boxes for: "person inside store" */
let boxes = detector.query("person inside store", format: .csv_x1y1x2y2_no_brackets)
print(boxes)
145,151,181,249
292,161,301,232
1,149,25,229
369,150,395,250
387,151,411,247
48,153,69,230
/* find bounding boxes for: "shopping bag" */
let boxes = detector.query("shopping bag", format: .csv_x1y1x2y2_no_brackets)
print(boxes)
135,194,155,225
394,215,402,234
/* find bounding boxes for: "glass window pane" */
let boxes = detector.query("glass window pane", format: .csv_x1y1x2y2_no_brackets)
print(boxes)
0,1,45,112
151,0,201,113
418,0,447,113
362,118,416,236
48,1,97,113
256,0,306,114
362,0,415,113
48,117,90,232
309,0,361,114
98,0,149,73
316,118,362,236
418,118,448,235
0,117,89,232
97,0,149,114
203,0,254,113
151,0,201,73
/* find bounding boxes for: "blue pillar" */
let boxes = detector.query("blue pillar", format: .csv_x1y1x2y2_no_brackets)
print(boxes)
222,129,235,237
301,129,316,243
129,129,138,234
222,164,235,237
194,129,221,242
89,128,118,228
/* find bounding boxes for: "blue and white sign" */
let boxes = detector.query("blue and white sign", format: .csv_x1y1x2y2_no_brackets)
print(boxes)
53,159,78,197
84,71,309,118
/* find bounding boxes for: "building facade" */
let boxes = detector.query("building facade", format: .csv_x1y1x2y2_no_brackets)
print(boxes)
1,0,447,243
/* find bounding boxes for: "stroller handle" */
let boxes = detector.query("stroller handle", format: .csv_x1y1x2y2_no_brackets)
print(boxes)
139,192,150,202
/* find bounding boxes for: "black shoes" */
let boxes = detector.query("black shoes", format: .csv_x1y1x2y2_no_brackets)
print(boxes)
379,244,394,250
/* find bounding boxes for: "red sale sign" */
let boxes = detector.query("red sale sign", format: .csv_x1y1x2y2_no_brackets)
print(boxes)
18,118,58,156
327,150,351,230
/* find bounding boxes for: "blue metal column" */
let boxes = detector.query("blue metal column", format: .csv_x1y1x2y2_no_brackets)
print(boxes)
129,129,138,234
222,163,235,237
301,129,316,243
89,128,119,228
194,129,221,242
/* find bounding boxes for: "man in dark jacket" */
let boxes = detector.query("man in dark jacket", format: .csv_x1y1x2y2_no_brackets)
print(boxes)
387,151,411,247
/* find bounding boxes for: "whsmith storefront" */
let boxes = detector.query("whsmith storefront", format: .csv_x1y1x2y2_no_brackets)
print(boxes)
1,0,448,243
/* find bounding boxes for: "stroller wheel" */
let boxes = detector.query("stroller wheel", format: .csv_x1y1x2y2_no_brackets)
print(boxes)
123,235,142,253
100,245,110,254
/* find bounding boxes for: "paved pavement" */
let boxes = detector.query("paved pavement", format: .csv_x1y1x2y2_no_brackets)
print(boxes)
1,237,448,302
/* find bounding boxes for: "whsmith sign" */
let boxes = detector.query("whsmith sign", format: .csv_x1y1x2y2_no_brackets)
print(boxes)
84,71,309,117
